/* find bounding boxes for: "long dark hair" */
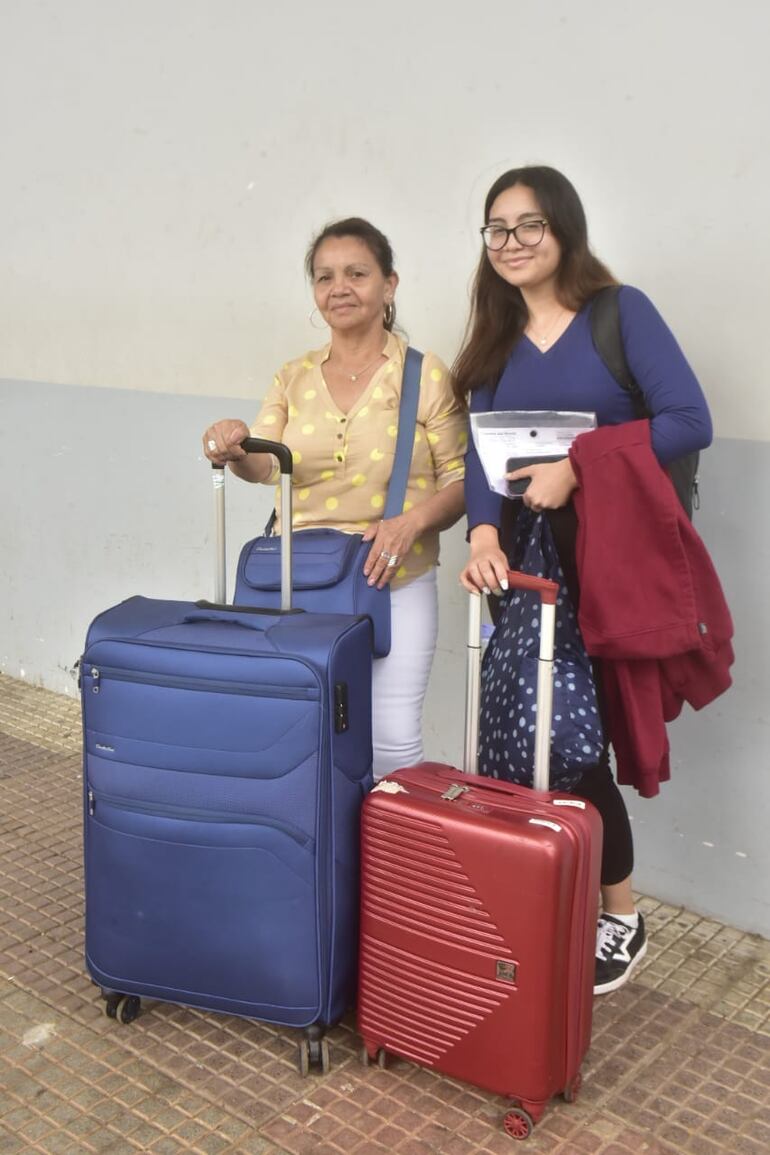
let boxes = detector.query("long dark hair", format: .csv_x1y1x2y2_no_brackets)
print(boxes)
305,217,398,332
452,166,617,403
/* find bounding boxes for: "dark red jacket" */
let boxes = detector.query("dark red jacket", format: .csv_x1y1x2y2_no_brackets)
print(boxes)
569,421,733,797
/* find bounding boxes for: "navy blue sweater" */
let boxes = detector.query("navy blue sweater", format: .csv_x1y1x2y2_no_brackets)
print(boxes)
465,285,712,532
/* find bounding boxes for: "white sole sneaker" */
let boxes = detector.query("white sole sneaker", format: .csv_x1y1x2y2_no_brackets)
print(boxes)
593,936,648,995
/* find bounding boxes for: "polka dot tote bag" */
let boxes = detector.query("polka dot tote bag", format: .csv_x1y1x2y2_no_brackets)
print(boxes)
479,511,603,791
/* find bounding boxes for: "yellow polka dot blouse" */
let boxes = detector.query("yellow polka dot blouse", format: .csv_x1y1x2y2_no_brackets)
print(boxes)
249,332,467,587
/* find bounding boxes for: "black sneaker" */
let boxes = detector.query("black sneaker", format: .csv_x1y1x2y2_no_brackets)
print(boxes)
593,913,647,995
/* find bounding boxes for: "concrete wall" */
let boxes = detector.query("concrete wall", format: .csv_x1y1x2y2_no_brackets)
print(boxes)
2,1,769,934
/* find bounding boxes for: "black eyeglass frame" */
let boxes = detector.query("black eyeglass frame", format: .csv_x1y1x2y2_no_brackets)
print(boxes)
480,219,549,250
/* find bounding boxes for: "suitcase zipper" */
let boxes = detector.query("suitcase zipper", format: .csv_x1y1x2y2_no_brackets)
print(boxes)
87,788,313,847
84,665,319,701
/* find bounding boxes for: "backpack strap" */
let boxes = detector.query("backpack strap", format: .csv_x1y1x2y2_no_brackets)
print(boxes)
590,285,648,418
589,285,699,517
383,346,423,519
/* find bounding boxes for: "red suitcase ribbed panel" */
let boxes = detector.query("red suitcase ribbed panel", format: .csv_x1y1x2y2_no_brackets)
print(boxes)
360,808,516,1064
358,939,512,1064
362,810,513,954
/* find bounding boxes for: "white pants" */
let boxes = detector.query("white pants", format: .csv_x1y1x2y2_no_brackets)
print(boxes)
372,568,438,781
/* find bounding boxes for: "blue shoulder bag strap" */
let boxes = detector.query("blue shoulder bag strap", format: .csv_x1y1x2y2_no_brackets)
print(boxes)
383,346,423,519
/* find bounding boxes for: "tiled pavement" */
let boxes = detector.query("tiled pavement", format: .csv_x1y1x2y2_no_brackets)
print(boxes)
1,673,768,1155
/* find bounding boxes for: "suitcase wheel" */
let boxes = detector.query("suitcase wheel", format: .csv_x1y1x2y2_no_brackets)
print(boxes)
104,992,121,1019
503,1107,534,1140
103,992,141,1025
298,1039,310,1078
319,1038,330,1075
297,1036,330,1077
360,1046,388,1069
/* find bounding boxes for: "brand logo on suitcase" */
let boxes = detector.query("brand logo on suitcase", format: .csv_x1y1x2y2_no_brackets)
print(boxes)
496,960,517,984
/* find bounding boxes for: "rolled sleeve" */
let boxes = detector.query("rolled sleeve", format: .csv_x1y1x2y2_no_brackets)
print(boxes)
250,373,289,484
418,353,468,491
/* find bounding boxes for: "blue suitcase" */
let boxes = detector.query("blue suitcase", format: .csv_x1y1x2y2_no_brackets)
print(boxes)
80,439,373,1073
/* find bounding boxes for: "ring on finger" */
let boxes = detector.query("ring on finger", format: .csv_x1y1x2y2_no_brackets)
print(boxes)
386,555,399,568
207,439,217,451
379,550,391,561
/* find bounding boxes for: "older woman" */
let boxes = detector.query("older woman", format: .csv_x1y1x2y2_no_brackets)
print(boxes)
204,217,466,779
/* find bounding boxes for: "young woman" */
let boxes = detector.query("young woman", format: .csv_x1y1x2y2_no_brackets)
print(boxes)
204,217,466,780
455,166,712,994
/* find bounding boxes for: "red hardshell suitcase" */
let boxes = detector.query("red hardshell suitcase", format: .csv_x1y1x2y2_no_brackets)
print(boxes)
357,573,603,1139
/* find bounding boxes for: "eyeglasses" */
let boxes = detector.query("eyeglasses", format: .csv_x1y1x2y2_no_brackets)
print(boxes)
480,219,548,250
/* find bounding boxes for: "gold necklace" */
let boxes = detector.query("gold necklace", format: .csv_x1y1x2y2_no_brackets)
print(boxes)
528,308,567,349
332,351,385,383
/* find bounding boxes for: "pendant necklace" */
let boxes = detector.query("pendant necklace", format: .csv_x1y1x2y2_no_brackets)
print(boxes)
343,353,384,382
528,308,567,349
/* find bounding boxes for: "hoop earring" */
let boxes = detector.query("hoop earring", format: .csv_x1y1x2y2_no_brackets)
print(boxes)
383,302,394,327
309,307,327,331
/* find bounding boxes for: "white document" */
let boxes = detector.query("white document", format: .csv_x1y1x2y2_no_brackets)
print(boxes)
470,410,597,497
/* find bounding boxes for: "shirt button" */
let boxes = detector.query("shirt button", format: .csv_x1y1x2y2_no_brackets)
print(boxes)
337,433,344,440
340,417,346,423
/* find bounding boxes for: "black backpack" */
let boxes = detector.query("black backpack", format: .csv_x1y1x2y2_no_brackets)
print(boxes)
590,285,699,518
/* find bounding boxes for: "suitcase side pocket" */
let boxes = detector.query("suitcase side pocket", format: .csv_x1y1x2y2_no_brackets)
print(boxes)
85,796,321,1025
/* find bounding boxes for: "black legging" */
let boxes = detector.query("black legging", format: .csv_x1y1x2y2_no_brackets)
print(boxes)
497,502,634,887
571,752,634,886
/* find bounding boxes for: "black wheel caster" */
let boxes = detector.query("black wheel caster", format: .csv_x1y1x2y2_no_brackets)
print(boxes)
116,995,141,1024
319,1037,330,1075
360,1045,388,1069
103,992,122,1019
297,1035,330,1076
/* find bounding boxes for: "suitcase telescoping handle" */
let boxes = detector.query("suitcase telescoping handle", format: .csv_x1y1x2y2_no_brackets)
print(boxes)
211,437,293,609
464,572,559,792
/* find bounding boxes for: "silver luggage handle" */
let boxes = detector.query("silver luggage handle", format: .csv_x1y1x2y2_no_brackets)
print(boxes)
464,572,559,792
211,437,293,609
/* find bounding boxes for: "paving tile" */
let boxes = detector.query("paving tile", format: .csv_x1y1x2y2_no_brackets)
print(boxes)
729,1138,769,1155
